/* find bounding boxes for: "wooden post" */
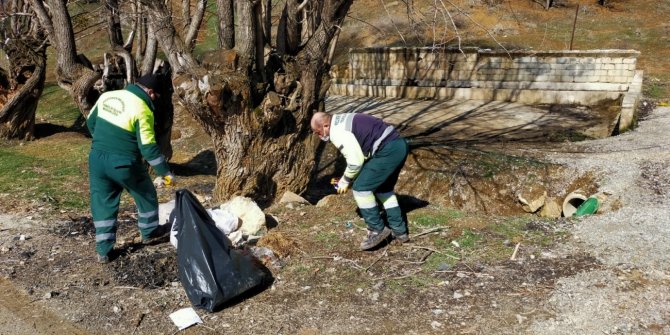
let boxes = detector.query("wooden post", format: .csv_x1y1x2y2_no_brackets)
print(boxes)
569,4,580,50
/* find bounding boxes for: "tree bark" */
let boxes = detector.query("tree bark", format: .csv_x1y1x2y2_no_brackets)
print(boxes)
216,0,234,49
184,0,207,51
0,38,47,140
106,0,124,47
31,0,101,117
139,0,353,203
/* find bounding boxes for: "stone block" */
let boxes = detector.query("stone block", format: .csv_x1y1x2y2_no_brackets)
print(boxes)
220,196,265,236
539,197,562,218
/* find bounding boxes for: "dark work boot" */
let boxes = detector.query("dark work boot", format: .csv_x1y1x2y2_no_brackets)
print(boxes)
97,254,110,264
359,227,392,250
393,232,410,244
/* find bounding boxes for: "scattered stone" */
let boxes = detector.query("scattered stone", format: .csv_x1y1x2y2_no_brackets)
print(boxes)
516,314,527,324
451,241,460,248
432,309,444,315
518,188,547,213
220,196,266,235
370,292,379,301
113,306,122,313
356,288,364,293
43,291,59,299
316,195,338,207
437,263,451,271
453,291,464,299
539,197,562,218
430,320,443,329
279,191,310,205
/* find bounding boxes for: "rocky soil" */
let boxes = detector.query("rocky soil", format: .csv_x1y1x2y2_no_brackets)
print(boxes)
0,107,668,335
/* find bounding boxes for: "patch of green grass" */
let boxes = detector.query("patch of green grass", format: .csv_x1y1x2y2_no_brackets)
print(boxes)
386,279,408,294
455,229,481,248
193,3,221,57
0,138,90,210
644,83,666,100
474,151,546,178
315,231,340,248
422,250,459,271
36,84,81,128
410,208,464,228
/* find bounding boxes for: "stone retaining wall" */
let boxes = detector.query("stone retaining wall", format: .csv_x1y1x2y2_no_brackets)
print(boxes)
329,47,643,131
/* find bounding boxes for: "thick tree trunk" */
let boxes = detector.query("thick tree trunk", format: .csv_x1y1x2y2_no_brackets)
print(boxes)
141,0,352,203
0,38,47,140
31,0,101,116
216,0,234,49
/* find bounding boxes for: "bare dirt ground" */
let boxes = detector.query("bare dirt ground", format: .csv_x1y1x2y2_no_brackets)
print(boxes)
0,106,668,334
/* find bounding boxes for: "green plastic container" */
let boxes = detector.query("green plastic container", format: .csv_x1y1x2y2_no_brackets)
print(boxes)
573,197,599,217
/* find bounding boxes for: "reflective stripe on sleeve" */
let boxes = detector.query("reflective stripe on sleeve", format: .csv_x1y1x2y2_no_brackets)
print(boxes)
147,156,165,166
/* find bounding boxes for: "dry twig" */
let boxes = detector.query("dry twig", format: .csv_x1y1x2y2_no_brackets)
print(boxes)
407,245,460,260
365,246,388,272
411,227,444,239
510,243,521,261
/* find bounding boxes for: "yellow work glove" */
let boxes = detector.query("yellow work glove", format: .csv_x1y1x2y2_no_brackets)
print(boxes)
153,173,175,188
335,177,350,194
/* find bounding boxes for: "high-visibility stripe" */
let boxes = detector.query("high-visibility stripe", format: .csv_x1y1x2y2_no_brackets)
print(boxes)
138,210,158,218
94,219,116,228
353,190,376,209
371,125,395,156
138,221,158,229
147,156,165,166
95,233,116,242
376,192,399,209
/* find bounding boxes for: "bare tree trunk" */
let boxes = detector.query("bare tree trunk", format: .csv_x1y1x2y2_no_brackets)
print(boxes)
31,0,101,116
140,21,158,76
184,0,207,51
181,0,191,30
0,38,47,140
277,0,302,55
216,0,234,49
140,0,353,203
106,0,124,47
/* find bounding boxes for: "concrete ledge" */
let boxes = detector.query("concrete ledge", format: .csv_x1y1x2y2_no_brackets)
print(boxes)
334,79,631,92
330,83,622,105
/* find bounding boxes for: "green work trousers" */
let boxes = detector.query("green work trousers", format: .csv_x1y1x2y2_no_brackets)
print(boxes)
89,149,159,257
352,138,409,235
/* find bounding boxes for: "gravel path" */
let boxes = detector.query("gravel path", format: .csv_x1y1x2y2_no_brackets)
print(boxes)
530,107,670,334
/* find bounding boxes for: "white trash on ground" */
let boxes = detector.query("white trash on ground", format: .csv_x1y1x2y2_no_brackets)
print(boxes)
158,199,176,224
168,307,202,330
162,196,266,248
206,208,239,235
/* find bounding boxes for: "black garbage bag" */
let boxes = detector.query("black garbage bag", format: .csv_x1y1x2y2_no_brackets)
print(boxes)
173,189,268,312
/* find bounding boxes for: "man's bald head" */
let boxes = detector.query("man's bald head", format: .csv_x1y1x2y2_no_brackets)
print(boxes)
311,112,332,140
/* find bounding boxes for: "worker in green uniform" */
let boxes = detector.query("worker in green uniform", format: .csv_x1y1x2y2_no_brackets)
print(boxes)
87,74,174,263
311,112,410,251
